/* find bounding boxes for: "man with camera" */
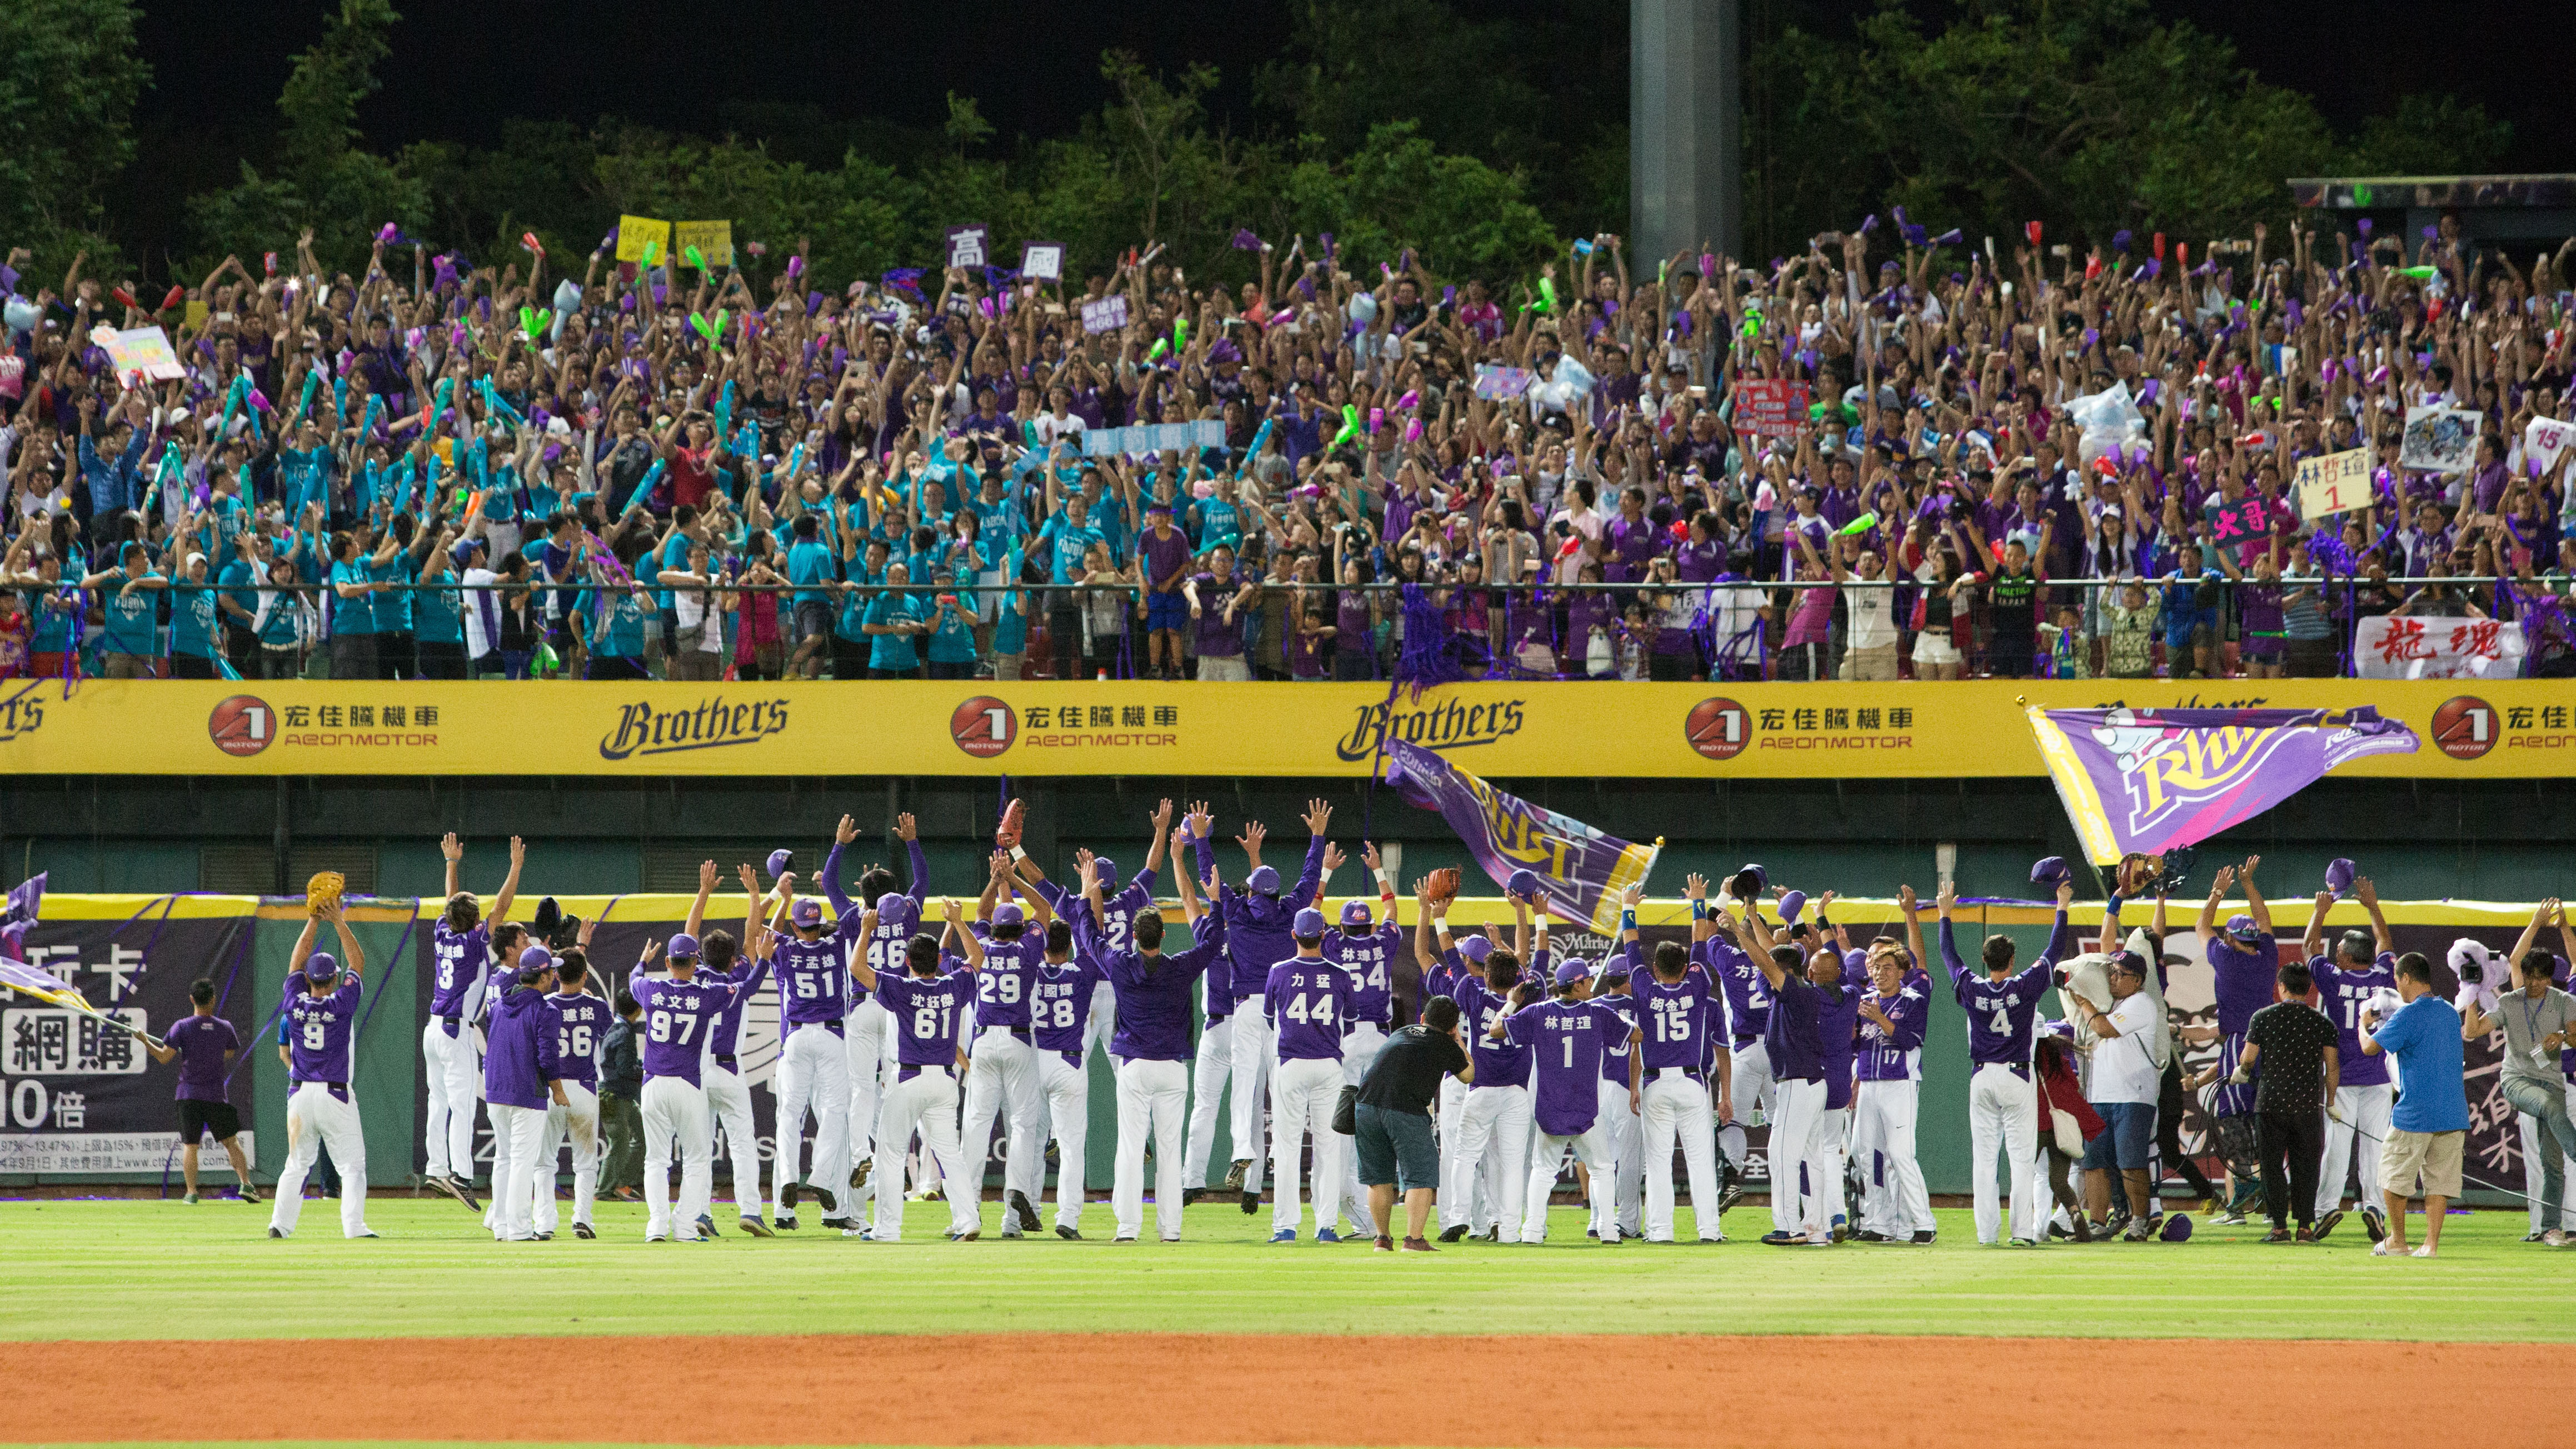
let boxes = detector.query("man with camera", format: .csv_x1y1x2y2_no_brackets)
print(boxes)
2459,905,2576,1248
1352,995,1477,1252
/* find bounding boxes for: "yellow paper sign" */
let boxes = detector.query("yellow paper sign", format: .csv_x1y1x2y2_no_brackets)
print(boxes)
184,299,209,330
615,215,671,264
2295,447,2371,521
673,221,734,269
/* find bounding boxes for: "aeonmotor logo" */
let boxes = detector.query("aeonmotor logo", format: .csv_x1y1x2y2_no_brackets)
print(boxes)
2429,694,2496,760
1685,697,1750,761
208,695,276,757
952,696,1016,757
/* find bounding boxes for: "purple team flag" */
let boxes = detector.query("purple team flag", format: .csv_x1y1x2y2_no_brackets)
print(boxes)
1381,740,1657,932
2025,706,2418,866
0,871,43,962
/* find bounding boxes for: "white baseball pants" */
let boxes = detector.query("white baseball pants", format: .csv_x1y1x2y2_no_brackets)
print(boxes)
844,998,892,1205
1522,1121,1614,1242
2315,1081,2393,1219
1041,1051,1091,1230
1335,1022,1387,1235
641,1075,714,1240
488,1102,551,1241
774,1022,851,1215
1184,1015,1234,1188
1767,1076,1826,1235
873,1066,976,1240
1720,1039,1775,1176
1599,1076,1643,1238
1851,1078,1933,1238
1229,1008,1273,1192
269,1081,369,1238
536,1081,598,1233
1114,1057,1189,1240
1641,1070,1721,1241
1450,1084,1534,1242
421,1019,481,1180
705,1064,761,1220
1270,1055,1346,1235
1967,1062,2041,1243
1435,1074,1472,1231
960,1026,1046,1219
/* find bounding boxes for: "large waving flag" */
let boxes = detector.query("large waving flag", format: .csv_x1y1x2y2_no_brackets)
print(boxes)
1382,740,1658,932
0,871,158,1047
2025,706,2418,866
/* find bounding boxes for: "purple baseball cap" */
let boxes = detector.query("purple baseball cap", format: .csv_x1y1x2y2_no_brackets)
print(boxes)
1459,934,1494,964
2161,1213,2193,1242
1247,865,1281,895
875,892,915,920
1292,907,1327,938
1505,868,1542,898
1092,857,1119,888
2030,856,2070,889
1729,863,1768,900
668,932,700,959
520,945,555,974
2324,858,2357,898
1339,899,1372,931
304,951,339,981
1553,958,1591,988
790,899,823,929
766,848,793,878
992,902,1025,928
2224,913,2262,942
1778,889,1807,924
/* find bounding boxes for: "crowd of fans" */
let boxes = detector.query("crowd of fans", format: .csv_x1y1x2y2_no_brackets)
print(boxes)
1,213,2572,684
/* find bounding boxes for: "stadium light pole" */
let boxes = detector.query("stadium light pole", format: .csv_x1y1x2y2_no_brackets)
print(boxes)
1630,0,1741,263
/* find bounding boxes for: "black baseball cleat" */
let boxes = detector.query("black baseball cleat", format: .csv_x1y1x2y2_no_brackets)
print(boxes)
1437,1223,1469,1242
1056,1225,1081,1240
1853,1230,1891,1243
1221,1159,1250,1192
2361,1206,2387,1243
2310,1209,2344,1243
740,1216,775,1238
1760,1230,1800,1246
1010,1190,1042,1234
1240,1189,1261,1216
267,1226,284,1238
822,1216,858,1232
782,1182,801,1213
572,1222,596,1240
533,1231,554,1241
776,1215,798,1231
809,1185,841,1218
1182,1187,1205,1206
1909,1230,1937,1245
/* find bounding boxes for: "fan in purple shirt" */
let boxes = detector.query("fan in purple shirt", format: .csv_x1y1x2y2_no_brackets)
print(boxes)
147,977,254,1203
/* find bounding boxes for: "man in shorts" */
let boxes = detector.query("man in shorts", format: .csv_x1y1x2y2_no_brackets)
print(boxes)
148,978,257,1205
1137,501,1194,681
2360,952,2469,1257
1352,993,1475,1252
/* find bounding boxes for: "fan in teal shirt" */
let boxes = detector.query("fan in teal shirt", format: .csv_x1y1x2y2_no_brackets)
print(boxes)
786,522,837,611
327,547,377,637
924,571,979,671
84,547,165,658
863,563,928,674
1032,497,1105,586
168,573,219,661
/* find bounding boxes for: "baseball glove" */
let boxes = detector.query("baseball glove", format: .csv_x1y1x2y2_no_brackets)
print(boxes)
1423,867,1462,905
995,797,1026,850
303,871,346,918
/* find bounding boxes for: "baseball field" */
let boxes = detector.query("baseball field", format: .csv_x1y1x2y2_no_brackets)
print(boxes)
6,1195,2566,1448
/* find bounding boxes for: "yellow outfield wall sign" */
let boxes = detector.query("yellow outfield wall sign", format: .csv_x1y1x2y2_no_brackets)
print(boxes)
0,677,2569,778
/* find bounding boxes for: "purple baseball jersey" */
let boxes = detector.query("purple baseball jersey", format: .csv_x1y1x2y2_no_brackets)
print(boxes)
483,985,563,1111
1856,985,1928,1082
1266,955,1356,1061
1942,917,2059,1068
164,1013,239,1102
1596,991,1637,1084
428,921,490,1020
1102,920,1225,1063
823,836,928,1005
1701,936,1770,1047
772,932,849,1027
1815,979,1861,1110
1327,922,1402,1026
970,926,1046,1031
705,956,770,1060
1502,998,1629,1135
550,990,611,1088
2308,953,2395,1089
874,962,976,1067
635,973,741,1086
1629,954,1715,1073
1031,956,1102,1056
1035,869,1161,969
1452,974,1532,1089
286,978,362,1082
2206,931,2279,1115
1762,971,1840,1084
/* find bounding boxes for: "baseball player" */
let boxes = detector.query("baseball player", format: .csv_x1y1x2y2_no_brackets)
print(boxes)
1030,908,1102,1238
1009,800,1174,1063
1590,956,1643,1241
699,863,777,1236
422,832,522,1210
2301,877,2397,1240
1212,801,1332,1211
2195,858,2280,1225
1735,912,1844,1247
770,867,860,1229
1097,814,1229,1243
1322,845,1402,1240
1497,944,1635,1245
537,945,613,1239
1940,876,2073,1246
268,905,375,1240
1851,909,1934,1243
1708,865,1774,1210
632,928,748,1242
1411,883,1481,1238
958,853,1053,1238
852,896,984,1242
822,813,931,1225
1264,903,1357,1243
1629,880,1726,1243
1177,807,1235,1202
1434,897,1539,1243
483,945,568,1242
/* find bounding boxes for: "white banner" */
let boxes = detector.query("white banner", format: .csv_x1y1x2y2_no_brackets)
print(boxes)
0,1129,256,1174
2354,615,2526,679
3,1007,149,1075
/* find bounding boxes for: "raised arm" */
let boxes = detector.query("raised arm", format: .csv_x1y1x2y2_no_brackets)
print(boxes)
824,813,860,920
685,858,716,942
2195,864,2235,948
441,832,463,902
491,835,526,925
2239,855,2270,937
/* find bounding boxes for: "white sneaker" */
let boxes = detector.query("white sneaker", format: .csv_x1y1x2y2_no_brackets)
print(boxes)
2544,1230,2567,1247
2409,1243,2437,1257
2370,1241,2397,1256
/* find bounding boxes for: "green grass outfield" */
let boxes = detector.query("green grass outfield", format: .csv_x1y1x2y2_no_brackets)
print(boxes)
0,1197,2563,1343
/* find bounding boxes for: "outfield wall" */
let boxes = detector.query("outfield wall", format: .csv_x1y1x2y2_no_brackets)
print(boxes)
6,893,2554,1211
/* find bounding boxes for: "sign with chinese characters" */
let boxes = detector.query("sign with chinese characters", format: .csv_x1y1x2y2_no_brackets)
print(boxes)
945,224,990,271
613,215,670,265
2294,448,2371,521
2355,616,2526,679
1734,378,1811,441
1020,242,1065,282
2205,494,2274,562
1079,294,1129,335
3,907,253,1171
1080,421,1226,458
671,219,734,269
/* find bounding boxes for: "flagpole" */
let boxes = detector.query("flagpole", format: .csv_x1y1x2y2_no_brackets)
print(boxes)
0,980,167,1051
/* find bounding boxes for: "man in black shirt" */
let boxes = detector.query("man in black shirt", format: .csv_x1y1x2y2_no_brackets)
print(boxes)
1353,995,1475,1252
2236,960,2341,1243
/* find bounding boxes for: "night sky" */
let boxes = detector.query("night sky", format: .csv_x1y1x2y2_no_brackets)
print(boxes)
121,1,2572,207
